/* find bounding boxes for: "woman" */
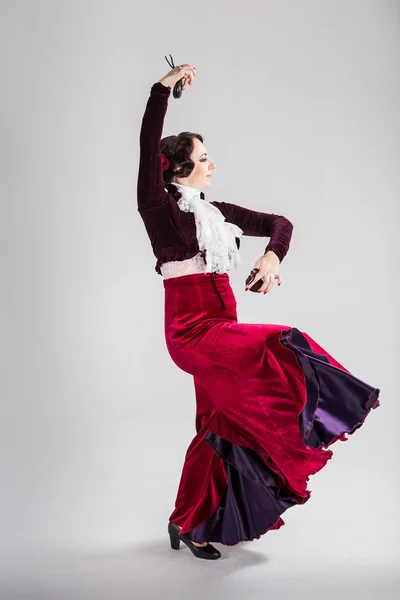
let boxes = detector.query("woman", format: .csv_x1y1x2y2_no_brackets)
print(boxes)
137,63,380,560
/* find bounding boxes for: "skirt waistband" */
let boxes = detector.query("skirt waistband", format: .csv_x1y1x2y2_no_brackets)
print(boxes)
163,272,231,312
161,253,227,311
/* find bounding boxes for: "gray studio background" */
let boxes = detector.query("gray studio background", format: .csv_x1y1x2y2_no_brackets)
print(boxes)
0,0,398,598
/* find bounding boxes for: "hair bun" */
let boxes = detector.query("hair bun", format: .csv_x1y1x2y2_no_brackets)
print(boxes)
160,132,204,183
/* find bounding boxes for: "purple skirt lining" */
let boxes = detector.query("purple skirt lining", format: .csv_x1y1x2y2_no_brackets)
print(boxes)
182,328,380,545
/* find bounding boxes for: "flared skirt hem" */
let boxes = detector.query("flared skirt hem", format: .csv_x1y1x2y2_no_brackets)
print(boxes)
169,327,380,546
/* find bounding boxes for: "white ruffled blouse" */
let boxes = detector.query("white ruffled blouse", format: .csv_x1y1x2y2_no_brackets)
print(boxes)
160,183,243,278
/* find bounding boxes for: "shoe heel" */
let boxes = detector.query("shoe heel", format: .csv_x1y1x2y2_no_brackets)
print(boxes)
168,522,181,550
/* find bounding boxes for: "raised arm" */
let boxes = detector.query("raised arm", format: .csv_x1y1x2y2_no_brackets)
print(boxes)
137,82,171,211
137,64,196,212
210,200,294,263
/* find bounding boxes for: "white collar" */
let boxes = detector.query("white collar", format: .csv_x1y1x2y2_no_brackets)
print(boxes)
170,182,203,200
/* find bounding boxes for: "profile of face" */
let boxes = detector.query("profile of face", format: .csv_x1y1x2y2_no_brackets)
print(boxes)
172,138,216,190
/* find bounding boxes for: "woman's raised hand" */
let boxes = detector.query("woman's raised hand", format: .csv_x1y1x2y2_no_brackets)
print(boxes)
158,64,196,91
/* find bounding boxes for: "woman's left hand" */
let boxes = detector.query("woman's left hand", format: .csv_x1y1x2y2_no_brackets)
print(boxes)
246,251,283,294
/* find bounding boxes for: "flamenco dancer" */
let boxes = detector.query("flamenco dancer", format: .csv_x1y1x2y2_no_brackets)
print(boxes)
137,60,380,560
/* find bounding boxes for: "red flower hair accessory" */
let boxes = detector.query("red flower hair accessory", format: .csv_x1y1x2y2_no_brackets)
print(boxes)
160,152,170,171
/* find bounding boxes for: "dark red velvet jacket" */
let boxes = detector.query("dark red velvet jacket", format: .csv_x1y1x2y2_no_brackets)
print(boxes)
137,82,294,275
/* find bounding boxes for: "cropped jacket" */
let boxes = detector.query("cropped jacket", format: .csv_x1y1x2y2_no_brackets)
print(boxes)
137,82,294,275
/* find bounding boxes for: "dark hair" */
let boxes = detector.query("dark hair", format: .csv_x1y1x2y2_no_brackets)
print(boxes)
161,131,203,183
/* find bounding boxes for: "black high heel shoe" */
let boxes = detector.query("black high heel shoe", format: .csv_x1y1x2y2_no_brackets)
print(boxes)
168,522,221,560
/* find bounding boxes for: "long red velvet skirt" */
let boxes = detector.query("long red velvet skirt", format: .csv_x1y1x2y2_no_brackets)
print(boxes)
163,272,380,546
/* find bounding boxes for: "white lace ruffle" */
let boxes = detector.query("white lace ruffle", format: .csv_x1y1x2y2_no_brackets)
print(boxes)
171,183,243,274
160,252,208,279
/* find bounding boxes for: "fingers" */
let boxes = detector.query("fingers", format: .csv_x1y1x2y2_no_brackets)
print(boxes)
178,64,196,90
246,274,262,291
262,277,275,294
177,63,196,73
246,273,282,294
259,274,282,294
181,73,195,89
252,274,271,293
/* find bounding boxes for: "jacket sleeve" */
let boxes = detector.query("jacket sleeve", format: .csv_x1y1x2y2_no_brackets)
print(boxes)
137,82,172,211
210,200,294,263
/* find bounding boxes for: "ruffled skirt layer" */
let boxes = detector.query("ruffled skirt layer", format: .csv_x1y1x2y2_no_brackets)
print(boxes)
163,273,380,546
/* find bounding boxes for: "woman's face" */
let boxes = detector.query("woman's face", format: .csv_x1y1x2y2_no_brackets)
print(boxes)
173,138,216,190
